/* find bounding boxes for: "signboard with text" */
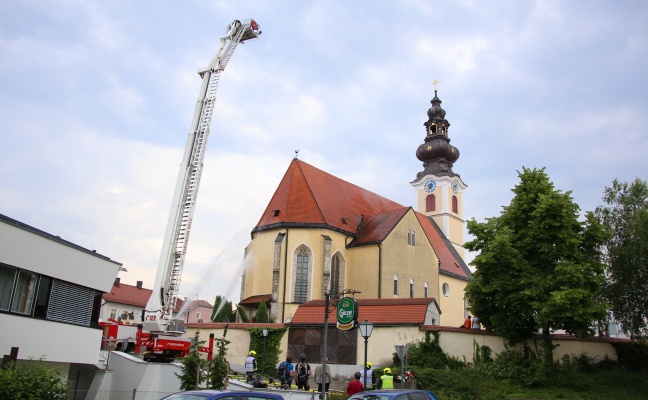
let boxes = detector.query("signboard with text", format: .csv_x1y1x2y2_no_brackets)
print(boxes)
336,297,358,331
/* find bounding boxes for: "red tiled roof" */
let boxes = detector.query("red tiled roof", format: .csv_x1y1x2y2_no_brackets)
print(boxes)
415,212,471,280
255,160,405,240
240,294,272,305
350,208,409,246
289,298,438,325
103,282,152,307
102,282,209,312
185,299,213,309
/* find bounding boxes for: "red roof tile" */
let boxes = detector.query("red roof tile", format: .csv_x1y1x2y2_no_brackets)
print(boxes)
102,283,210,312
415,212,471,281
289,298,438,325
350,208,409,246
240,294,272,305
103,282,152,307
255,160,405,239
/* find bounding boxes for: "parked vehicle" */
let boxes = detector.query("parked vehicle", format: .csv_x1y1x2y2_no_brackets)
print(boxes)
349,389,438,400
160,390,284,400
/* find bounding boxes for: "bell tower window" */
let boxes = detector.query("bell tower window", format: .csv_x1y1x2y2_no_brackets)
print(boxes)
426,194,436,212
452,195,458,213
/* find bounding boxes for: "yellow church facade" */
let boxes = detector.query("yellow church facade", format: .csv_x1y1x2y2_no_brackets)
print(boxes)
239,90,471,328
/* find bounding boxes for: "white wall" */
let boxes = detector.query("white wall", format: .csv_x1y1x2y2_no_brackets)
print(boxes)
1,313,103,365
0,220,120,291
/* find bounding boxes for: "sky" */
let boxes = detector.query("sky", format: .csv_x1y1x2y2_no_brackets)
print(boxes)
1,1,647,306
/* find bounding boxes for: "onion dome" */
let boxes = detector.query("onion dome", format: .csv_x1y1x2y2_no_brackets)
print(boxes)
427,93,446,120
413,89,461,181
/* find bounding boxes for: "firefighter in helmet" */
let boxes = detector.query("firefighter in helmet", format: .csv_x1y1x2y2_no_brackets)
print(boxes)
245,350,257,382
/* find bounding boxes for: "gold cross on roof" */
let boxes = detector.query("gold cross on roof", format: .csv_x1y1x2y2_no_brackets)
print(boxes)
433,79,439,91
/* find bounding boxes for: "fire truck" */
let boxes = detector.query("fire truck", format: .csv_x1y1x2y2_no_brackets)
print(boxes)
102,19,261,362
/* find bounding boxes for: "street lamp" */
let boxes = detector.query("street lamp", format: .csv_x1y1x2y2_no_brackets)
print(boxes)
262,327,269,375
358,320,374,390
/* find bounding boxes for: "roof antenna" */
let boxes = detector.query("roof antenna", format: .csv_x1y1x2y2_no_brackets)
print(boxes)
294,149,299,159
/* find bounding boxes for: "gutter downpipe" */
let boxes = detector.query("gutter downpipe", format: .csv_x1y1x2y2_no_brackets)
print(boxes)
378,243,382,298
281,229,289,323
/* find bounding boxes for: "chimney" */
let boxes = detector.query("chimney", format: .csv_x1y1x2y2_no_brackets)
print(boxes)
114,277,120,287
136,281,143,289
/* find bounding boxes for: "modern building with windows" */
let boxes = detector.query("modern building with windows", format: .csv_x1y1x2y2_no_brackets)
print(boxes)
0,212,121,384
239,91,472,327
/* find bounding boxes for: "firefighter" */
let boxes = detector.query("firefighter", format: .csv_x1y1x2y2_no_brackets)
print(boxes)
378,367,394,389
245,350,257,382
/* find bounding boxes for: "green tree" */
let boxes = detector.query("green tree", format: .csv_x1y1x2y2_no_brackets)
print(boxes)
256,300,269,323
237,304,250,322
596,178,648,338
208,326,231,389
176,331,207,390
211,295,235,322
0,359,68,399
466,167,608,368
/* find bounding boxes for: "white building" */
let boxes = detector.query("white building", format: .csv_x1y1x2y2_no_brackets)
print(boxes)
0,213,121,388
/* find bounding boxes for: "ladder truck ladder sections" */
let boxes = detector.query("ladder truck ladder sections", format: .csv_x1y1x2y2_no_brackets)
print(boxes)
143,19,260,334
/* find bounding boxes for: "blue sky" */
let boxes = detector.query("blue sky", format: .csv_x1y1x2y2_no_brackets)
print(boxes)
1,1,647,304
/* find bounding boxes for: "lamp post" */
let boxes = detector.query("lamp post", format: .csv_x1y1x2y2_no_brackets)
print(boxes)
358,320,374,390
262,327,269,375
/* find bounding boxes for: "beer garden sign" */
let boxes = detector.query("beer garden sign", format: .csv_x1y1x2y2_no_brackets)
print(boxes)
336,297,358,331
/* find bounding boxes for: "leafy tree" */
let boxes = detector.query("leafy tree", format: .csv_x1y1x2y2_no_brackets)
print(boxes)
256,300,269,323
0,359,68,399
176,331,207,390
208,326,231,389
465,167,608,368
596,178,648,338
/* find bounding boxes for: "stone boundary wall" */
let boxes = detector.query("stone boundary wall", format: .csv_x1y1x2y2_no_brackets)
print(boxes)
185,323,628,381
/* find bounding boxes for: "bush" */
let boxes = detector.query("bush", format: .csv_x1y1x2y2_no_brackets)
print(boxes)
0,359,68,399
612,341,648,372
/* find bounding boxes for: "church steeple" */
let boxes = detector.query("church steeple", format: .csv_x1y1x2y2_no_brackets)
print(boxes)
414,89,460,181
410,84,467,259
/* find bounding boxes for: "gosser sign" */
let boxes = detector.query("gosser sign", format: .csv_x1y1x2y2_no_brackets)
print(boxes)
336,297,358,331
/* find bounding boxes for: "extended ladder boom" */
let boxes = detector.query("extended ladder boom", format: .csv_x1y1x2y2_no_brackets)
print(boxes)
143,19,261,333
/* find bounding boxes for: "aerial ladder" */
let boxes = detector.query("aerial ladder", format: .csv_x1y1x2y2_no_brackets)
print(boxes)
134,18,261,362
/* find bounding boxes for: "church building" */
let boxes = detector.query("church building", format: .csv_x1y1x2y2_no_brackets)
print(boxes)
239,90,471,328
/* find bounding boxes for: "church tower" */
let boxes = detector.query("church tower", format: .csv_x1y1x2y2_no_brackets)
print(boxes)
411,86,467,258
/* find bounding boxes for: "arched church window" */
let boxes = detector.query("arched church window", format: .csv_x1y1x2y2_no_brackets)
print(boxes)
412,230,416,246
294,247,310,303
426,194,436,212
452,195,458,213
410,278,414,298
393,274,399,296
424,282,429,298
407,229,412,245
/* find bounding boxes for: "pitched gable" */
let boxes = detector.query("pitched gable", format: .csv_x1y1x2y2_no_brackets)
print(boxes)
254,159,406,239
348,207,410,246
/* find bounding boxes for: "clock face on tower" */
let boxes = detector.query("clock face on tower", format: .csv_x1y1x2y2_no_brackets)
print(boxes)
451,181,459,194
424,180,437,193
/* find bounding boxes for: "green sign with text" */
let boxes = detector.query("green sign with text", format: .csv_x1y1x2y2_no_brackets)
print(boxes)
336,297,358,331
